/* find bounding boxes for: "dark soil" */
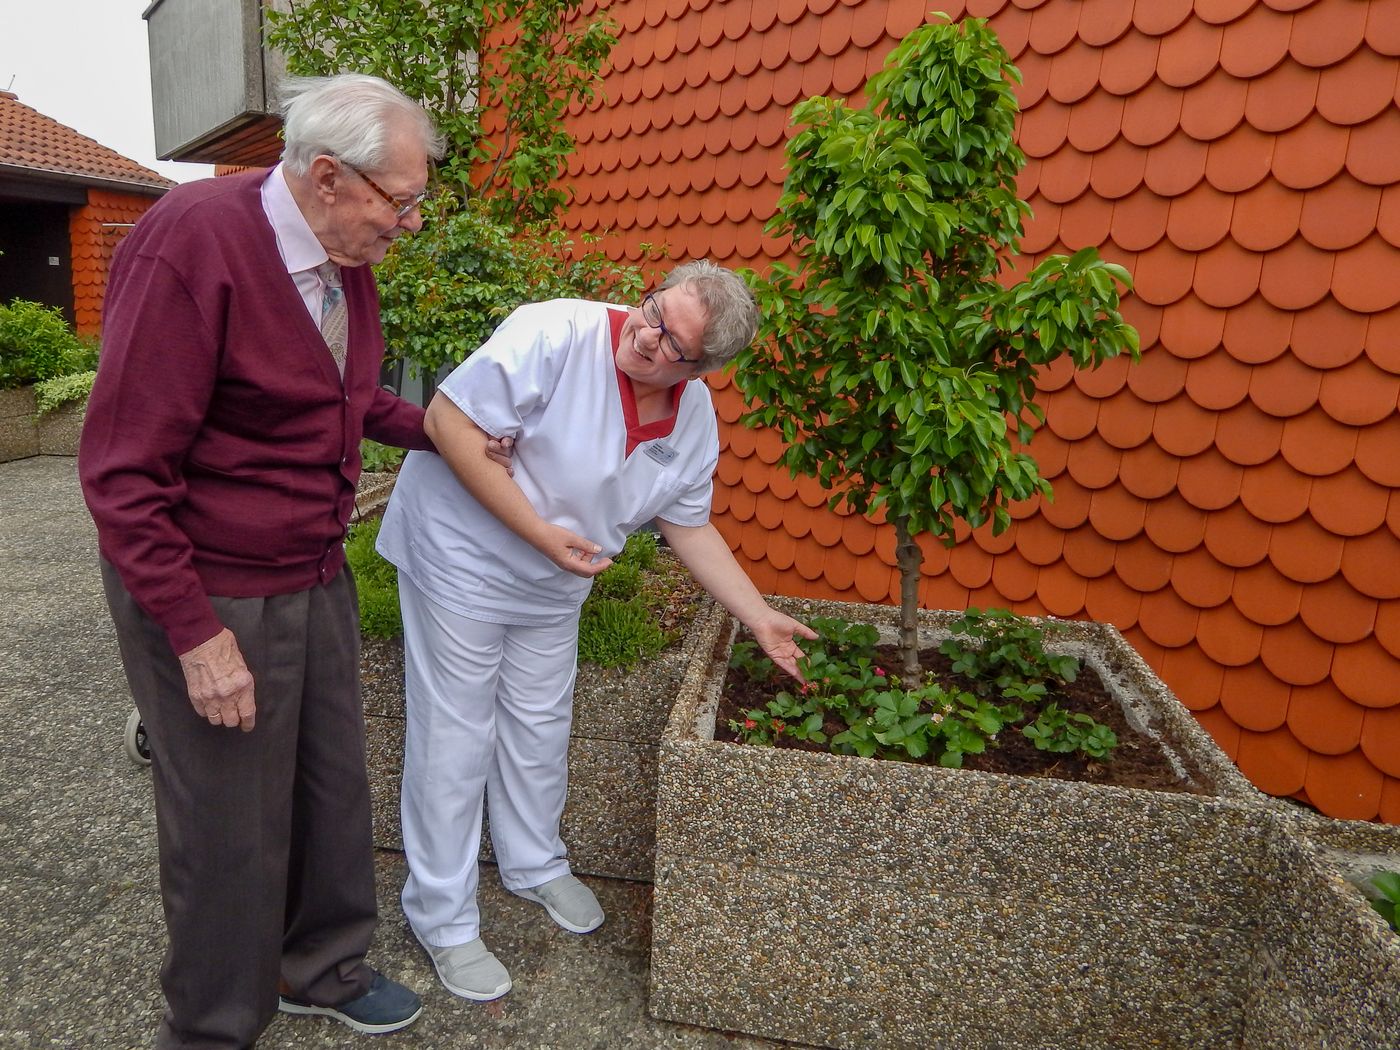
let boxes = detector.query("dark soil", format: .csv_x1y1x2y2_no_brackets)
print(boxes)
715,637,1203,794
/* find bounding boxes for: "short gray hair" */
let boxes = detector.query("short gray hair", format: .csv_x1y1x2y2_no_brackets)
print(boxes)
657,259,759,371
278,74,445,176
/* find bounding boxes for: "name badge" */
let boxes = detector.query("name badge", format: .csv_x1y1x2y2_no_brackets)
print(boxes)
643,441,679,466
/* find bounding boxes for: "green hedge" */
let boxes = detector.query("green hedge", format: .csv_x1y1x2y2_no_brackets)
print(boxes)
0,299,96,390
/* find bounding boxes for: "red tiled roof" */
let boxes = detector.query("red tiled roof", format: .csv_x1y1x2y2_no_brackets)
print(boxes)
0,92,172,194
547,0,1400,823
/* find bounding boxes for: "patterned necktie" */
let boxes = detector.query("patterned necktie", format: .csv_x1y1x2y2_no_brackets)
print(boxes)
316,260,348,377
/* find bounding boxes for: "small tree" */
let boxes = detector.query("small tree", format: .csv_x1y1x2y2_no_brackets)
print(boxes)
734,15,1139,678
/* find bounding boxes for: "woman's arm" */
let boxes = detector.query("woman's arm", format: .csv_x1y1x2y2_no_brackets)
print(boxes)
425,394,612,578
656,519,818,679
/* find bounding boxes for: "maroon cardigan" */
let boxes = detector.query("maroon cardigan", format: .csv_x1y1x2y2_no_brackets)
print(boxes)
80,169,432,655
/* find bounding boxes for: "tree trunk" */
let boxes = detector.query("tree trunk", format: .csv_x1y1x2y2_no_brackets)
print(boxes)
893,515,923,679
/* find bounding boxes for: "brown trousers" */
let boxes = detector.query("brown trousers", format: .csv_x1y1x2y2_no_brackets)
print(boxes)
103,562,377,1050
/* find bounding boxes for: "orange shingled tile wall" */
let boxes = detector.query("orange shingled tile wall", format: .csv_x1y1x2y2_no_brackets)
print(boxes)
68,189,157,337
521,0,1400,822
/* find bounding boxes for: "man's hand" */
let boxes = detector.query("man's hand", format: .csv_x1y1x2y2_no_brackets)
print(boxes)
178,628,256,732
485,435,514,476
538,524,614,578
749,609,820,682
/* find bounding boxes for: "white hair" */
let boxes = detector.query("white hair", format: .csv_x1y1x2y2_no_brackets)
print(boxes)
658,259,760,370
277,74,444,175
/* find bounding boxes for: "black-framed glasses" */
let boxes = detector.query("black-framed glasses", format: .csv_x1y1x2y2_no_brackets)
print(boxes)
641,293,701,364
339,159,427,219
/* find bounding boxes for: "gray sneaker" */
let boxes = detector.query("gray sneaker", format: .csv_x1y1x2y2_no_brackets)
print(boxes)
513,873,605,934
413,931,512,1002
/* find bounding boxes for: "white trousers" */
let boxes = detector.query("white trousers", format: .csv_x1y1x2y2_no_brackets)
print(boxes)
398,574,579,947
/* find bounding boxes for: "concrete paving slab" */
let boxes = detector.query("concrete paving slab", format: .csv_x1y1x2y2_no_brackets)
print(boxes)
0,457,793,1050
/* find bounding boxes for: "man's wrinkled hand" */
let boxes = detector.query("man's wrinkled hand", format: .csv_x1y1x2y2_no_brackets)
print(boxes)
178,628,256,732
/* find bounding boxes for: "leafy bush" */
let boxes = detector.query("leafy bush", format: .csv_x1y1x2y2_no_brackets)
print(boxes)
728,609,1117,765
589,561,642,603
360,439,406,473
1368,871,1400,932
0,299,94,390
376,194,644,379
35,370,96,415
576,597,667,669
345,517,402,639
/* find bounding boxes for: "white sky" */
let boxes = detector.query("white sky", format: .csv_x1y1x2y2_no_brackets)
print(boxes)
2,0,215,184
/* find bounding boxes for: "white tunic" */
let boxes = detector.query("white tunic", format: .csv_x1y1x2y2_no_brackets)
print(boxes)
377,298,719,625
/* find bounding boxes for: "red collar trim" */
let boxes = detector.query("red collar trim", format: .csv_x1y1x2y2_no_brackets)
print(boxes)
610,307,683,457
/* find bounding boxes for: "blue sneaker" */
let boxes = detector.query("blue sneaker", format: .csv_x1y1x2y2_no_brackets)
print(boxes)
278,970,423,1034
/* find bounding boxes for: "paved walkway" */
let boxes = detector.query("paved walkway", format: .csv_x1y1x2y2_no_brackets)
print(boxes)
0,456,784,1050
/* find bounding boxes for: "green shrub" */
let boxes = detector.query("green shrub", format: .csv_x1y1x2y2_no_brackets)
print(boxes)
613,529,659,571
345,517,402,639
589,560,642,603
35,370,95,415
360,439,406,473
577,597,667,669
0,299,93,389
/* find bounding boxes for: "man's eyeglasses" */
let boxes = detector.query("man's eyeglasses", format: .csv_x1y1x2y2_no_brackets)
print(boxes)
641,293,701,364
339,159,427,219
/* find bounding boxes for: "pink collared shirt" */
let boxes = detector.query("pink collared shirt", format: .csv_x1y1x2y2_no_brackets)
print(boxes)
260,162,335,323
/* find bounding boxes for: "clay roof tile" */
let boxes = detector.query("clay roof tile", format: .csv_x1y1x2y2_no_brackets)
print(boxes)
1118,441,1181,500
854,556,896,603
1144,494,1208,554
1076,0,1133,45
1133,0,1194,37
1316,47,1398,128
1196,0,1256,23
1194,240,1264,309
990,551,1040,602
1157,16,1225,89
1361,705,1400,777
1333,235,1400,314
1232,560,1305,625
1375,599,1400,658
1244,60,1320,134
1346,108,1400,186
1366,0,1400,55
1166,183,1235,252
1333,636,1400,708
1287,679,1365,754
1196,703,1243,759
1160,295,1228,359
1135,585,1201,648
1203,500,1273,567
1097,392,1157,452
1303,749,1384,821
1040,475,1093,529
1220,661,1290,730
1278,408,1359,477
1100,30,1160,97
1038,145,1094,204
1047,42,1103,106
1219,3,1292,78
1366,307,1400,374
1144,130,1210,197
1035,560,1089,616
1258,616,1335,685
1356,417,1400,491
1341,528,1400,600
1299,574,1378,645
1085,572,1144,628
1134,239,1197,306
1288,0,1368,67
1269,514,1346,581
1087,137,1145,201
1109,191,1169,250
1205,123,1276,195
1043,385,1102,441
1320,363,1400,431
1122,80,1186,148
1198,598,1268,666
1171,543,1236,608
1151,396,1218,457
1185,350,1253,412
1237,726,1310,793
1178,447,1246,510
1242,451,1313,525
1115,533,1177,590
1066,439,1121,491
948,541,995,589
1180,69,1250,143
1157,642,1223,711
1126,344,1190,402
1309,466,1391,537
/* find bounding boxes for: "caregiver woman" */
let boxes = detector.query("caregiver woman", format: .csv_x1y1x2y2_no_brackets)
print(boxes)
376,259,817,1003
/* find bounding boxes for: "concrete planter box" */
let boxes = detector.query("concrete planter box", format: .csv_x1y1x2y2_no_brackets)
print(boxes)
0,386,40,463
650,599,1397,1049
0,386,88,461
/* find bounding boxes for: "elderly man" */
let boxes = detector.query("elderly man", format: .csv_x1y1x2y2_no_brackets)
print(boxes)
80,74,441,1046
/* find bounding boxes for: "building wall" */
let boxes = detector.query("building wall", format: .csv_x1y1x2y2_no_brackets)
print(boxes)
68,189,160,337
552,0,1400,822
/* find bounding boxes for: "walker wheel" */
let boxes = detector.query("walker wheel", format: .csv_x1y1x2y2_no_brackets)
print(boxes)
124,708,152,766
